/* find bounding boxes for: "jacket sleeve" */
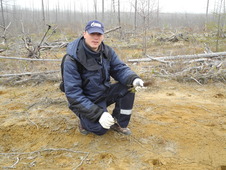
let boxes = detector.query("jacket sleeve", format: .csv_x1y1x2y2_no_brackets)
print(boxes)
63,58,103,122
109,49,139,86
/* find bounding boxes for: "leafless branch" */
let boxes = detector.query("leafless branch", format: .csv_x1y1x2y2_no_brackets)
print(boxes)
0,55,61,61
104,26,121,34
190,76,203,85
128,52,226,63
0,148,89,169
0,70,59,78
2,156,20,169
0,22,11,43
21,24,52,58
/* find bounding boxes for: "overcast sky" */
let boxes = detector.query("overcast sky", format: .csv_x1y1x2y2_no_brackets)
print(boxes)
13,0,215,14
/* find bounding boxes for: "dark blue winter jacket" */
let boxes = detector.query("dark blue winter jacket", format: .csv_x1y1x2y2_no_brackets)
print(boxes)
63,37,139,122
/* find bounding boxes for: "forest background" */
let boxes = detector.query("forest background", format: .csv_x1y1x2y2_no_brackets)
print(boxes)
0,0,226,169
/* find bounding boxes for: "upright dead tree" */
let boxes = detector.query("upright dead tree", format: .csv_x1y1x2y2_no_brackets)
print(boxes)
0,0,10,45
118,0,121,27
134,0,137,31
205,0,210,29
216,0,224,51
0,0,5,29
22,24,52,58
0,22,11,44
117,0,123,38
136,0,157,55
156,0,160,26
94,0,97,19
112,0,116,13
102,0,104,21
41,0,46,27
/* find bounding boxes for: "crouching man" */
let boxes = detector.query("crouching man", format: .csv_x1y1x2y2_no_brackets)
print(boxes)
63,20,144,135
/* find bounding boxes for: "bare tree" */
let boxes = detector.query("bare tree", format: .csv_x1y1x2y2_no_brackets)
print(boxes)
94,0,97,19
0,0,11,44
116,0,121,27
22,24,52,58
112,0,116,13
205,0,210,30
41,0,46,26
102,0,104,21
0,22,10,44
134,0,137,30
46,0,50,22
118,0,122,37
147,0,150,26
156,0,160,26
216,0,224,51
0,0,5,28
55,2,59,23
136,0,157,55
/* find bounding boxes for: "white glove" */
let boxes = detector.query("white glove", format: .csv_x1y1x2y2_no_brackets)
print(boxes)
99,112,115,129
132,78,144,87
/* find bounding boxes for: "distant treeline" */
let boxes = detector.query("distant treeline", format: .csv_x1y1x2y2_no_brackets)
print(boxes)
0,7,221,35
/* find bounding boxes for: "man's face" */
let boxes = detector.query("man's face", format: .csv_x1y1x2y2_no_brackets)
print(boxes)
83,31,104,51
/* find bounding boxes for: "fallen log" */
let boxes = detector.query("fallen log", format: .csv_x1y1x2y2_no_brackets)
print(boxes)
0,70,59,78
128,52,226,62
104,26,121,34
0,56,61,61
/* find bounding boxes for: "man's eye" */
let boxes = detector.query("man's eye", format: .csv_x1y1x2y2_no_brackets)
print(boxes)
91,33,101,36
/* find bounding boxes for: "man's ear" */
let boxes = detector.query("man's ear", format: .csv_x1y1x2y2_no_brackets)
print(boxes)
83,31,87,38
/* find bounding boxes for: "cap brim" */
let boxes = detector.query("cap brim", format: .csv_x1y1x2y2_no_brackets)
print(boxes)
87,28,104,34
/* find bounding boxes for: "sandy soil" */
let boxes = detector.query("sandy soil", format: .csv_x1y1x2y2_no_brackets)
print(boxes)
0,79,226,169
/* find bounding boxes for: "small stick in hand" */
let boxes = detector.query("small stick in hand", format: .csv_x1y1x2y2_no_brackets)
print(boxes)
143,79,155,87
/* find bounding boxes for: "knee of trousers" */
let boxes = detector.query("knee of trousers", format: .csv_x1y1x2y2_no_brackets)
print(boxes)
92,127,108,136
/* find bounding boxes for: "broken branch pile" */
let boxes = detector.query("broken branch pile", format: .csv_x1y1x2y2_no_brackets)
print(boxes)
129,52,226,84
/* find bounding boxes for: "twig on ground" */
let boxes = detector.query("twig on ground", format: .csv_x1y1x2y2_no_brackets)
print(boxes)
0,148,89,169
190,76,203,85
21,103,39,129
2,157,20,169
24,111,39,129
199,105,213,113
73,152,89,170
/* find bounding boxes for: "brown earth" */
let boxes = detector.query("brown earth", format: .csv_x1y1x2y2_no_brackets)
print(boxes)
0,79,226,169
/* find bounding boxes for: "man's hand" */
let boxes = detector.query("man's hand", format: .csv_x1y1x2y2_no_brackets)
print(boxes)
99,112,115,129
132,78,144,87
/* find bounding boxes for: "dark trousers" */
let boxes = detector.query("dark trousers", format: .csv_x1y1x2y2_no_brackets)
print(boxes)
79,83,135,135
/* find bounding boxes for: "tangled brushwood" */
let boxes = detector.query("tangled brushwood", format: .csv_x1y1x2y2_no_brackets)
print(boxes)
130,52,226,85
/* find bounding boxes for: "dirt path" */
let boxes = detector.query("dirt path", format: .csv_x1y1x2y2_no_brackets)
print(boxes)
0,80,225,169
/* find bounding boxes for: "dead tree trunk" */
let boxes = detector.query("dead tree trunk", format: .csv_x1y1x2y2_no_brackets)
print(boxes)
112,0,116,13
102,0,104,22
104,26,121,34
0,22,10,44
22,24,52,58
134,0,137,31
128,52,226,62
205,0,210,30
216,0,224,51
41,0,46,27
142,15,147,56
118,0,122,38
94,0,97,20
0,0,5,29
157,0,160,27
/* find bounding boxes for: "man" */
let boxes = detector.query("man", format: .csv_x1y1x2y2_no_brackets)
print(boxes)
63,20,144,136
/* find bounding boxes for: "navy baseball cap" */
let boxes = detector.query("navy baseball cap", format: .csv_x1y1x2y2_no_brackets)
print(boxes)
85,20,104,34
